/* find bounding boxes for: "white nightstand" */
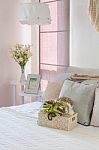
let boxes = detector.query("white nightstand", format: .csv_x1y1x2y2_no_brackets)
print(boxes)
10,81,42,105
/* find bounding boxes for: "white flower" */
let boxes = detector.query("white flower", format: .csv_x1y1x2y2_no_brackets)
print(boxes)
10,44,32,67
19,57,23,62
27,52,32,58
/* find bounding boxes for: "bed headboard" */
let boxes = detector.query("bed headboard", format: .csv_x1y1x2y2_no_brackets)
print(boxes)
67,66,99,76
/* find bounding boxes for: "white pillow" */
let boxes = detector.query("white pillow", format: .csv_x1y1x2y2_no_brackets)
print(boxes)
53,73,72,83
91,88,99,127
59,80,97,125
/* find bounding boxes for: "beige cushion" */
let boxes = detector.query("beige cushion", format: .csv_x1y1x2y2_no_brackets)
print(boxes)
91,88,99,127
59,80,97,125
43,82,62,101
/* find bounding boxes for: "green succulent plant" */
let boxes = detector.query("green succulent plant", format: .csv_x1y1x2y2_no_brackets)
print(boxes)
42,97,71,121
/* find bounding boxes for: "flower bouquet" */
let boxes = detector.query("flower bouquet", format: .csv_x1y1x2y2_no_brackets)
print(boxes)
10,44,32,83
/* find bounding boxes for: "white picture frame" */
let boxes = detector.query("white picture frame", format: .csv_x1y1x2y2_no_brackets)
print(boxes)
24,74,40,94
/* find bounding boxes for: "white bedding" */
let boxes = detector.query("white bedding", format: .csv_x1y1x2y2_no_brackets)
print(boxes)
0,102,99,150
10,102,42,118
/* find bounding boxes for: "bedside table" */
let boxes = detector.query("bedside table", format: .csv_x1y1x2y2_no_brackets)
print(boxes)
10,81,43,105
19,91,43,104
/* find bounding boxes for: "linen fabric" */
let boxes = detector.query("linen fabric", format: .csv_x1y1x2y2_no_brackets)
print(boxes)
59,80,97,125
43,82,62,101
91,88,99,126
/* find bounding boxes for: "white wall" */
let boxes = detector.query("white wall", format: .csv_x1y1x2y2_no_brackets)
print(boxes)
0,0,28,106
70,0,99,68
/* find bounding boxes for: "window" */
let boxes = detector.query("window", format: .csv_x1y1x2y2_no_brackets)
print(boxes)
39,0,70,92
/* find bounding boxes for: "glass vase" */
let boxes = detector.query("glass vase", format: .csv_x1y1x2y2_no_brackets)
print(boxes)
20,66,26,85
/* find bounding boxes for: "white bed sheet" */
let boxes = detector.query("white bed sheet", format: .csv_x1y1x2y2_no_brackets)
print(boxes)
10,102,42,118
0,102,99,150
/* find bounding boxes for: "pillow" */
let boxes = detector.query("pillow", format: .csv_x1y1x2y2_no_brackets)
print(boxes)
53,73,72,83
59,80,97,125
82,80,99,85
43,82,62,101
91,88,99,127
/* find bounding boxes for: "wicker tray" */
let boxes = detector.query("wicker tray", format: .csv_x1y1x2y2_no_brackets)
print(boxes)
37,111,77,131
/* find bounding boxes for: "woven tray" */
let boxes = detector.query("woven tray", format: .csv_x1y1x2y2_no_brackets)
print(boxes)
37,111,77,131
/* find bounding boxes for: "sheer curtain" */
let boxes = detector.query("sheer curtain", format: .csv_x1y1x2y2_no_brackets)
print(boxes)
39,0,70,92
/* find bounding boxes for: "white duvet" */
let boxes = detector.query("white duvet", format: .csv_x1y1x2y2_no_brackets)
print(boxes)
0,102,99,150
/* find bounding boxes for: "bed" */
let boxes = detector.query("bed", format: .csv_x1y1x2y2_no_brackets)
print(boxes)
1,66,99,150
0,102,99,150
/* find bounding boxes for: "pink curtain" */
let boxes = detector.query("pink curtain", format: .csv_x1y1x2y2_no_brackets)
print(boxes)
39,0,70,92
